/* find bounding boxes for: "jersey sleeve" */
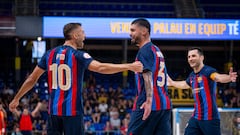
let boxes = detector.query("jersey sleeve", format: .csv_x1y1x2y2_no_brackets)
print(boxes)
37,51,49,70
78,52,94,69
205,66,217,80
137,47,154,72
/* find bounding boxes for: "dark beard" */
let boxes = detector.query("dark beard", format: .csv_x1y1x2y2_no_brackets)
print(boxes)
131,39,138,46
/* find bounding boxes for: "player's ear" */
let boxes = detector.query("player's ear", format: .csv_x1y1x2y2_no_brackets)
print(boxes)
72,33,78,39
142,27,148,36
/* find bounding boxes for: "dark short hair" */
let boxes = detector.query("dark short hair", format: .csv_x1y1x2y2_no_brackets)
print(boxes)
131,18,151,35
63,23,82,40
188,47,204,56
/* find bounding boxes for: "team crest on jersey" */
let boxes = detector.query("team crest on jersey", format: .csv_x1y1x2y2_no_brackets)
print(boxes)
83,53,91,59
197,77,202,83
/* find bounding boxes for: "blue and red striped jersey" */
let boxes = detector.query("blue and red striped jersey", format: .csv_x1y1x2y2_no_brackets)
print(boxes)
38,45,93,116
186,65,220,120
133,42,172,111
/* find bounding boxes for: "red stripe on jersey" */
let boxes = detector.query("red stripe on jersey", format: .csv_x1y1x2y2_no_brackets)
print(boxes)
137,73,141,94
132,96,138,111
152,46,161,110
57,49,67,115
71,54,77,116
48,49,55,94
195,75,201,120
203,76,212,120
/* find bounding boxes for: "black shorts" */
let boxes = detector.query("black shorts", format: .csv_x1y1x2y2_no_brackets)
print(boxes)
47,115,84,135
127,109,171,135
184,117,221,135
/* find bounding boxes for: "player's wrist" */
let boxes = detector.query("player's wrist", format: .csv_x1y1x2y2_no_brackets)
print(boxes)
146,98,152,103
13,96,20,101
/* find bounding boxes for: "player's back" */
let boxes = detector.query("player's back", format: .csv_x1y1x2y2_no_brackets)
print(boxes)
38,45,93,116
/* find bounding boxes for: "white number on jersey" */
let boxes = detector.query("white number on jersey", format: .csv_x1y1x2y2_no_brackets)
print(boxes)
49,63,71,91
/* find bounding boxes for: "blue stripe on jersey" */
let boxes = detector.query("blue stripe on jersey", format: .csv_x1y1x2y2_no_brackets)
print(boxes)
159,59,167,109
66,51,73,116
52,48,62,115
161,90,167,109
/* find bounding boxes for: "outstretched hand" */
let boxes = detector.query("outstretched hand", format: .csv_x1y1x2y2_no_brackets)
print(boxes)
229,67,238,82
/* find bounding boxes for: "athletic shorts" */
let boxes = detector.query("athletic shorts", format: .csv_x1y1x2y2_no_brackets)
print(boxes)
127,109,171,135
184,117,221,135
47,115,84,135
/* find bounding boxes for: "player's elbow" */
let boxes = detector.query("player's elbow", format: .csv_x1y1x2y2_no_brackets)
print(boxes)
89,61,110,74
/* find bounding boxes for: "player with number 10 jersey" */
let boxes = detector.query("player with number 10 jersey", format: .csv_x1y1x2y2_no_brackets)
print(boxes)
38,45,93,116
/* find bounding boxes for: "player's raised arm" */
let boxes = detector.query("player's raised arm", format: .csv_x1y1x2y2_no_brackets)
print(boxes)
213,67,238,83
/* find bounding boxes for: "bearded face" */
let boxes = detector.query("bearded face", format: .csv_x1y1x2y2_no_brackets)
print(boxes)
130,24,142,46
130,35,140,46
73,27,85,49
76,39,84,49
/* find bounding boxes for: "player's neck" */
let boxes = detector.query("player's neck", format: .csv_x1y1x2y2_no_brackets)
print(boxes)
193,63,204,73
138,38,151,48
63,40,77,50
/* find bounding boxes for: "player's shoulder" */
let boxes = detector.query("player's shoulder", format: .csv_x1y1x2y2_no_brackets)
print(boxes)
141,42,158,52
201,65,217,76
189,71,195,77
203,65,216,72
48,45,62,53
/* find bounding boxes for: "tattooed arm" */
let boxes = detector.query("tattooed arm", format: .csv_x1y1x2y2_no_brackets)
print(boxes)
141,70,153,120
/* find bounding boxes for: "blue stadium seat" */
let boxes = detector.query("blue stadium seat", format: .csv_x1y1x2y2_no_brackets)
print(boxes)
93,123,105,131
100,115,109,124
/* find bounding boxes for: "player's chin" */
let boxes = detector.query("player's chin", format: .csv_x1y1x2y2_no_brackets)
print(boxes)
189,63,195,68
77,43,84,49
131,40,137,46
